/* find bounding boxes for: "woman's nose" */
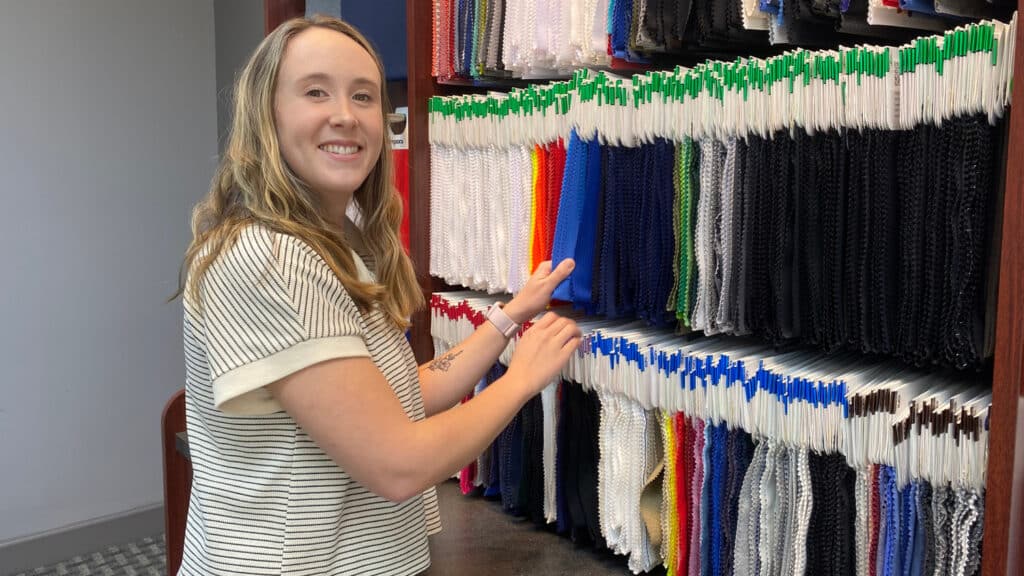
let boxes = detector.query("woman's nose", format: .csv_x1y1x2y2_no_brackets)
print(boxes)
329,102,358,128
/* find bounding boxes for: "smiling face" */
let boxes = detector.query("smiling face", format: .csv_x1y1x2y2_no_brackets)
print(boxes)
274,26,384,222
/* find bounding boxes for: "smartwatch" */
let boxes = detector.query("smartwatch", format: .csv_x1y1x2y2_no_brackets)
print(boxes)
485,302,520,338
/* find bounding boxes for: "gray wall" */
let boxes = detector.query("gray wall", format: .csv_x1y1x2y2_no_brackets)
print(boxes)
0,0,217,548
215,0,264,149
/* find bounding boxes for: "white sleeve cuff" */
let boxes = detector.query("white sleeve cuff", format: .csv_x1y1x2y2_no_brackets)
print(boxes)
212,336,370,415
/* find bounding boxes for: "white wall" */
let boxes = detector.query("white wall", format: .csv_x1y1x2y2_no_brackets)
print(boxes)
0,0,217,542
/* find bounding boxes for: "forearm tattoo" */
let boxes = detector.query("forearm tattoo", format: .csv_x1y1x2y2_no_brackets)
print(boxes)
428,350,464,372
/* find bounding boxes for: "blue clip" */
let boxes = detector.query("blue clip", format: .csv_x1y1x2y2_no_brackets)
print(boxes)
716,355,729,387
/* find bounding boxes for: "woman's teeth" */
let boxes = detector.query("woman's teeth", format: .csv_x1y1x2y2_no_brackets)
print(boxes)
320,144,359,155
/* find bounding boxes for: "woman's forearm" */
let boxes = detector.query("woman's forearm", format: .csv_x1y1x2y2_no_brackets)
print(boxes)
417,301,530,415
418,320,512,415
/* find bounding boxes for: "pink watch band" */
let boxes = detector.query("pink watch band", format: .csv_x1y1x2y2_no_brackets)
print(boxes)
485,302,520,338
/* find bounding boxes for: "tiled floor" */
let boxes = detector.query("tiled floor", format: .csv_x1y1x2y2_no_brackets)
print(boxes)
15,481,656,576
12,536,165,576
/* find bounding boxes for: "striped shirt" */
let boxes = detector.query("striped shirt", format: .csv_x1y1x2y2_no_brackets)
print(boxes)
179,225,441,576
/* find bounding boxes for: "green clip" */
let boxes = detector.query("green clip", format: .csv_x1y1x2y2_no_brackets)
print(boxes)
991,30,998,66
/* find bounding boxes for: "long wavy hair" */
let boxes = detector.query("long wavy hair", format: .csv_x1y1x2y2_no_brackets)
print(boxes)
174,16,421,329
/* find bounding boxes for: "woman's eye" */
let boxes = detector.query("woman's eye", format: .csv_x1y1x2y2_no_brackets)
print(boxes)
305,88,327,98
354,93,374,103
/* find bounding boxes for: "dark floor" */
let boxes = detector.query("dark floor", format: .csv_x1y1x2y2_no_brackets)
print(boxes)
426,480,664,576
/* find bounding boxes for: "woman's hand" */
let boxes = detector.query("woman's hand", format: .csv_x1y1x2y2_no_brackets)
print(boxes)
502,259,575,324
506,312,582,396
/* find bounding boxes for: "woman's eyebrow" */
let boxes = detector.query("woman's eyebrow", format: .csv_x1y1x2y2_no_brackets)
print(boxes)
350,76,381,89
295,72,332,84
294,72,379,90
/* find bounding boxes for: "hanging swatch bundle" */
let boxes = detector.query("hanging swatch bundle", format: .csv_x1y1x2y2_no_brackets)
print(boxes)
429,16,1015,370
430,0,1013,80
430,292,991,575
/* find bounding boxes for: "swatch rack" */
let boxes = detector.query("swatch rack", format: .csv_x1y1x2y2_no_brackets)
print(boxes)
432,291,991,575
403,5,1024,573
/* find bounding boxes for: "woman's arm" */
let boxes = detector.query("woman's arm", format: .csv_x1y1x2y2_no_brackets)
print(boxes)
416,300,526,415
417,259,576,415
268,311,582,502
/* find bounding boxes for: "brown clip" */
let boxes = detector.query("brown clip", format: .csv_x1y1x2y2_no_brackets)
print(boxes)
953,411,961,445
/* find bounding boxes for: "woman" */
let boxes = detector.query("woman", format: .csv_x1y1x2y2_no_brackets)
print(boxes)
175,15,581,576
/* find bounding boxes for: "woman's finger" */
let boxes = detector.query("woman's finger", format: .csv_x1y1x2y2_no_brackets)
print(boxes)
553,320,581,344
559,336,583,358
531,311,557,329
532,261,553,279
549,259,575,283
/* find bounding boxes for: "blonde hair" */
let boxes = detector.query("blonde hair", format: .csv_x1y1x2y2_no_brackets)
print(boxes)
175,15,421,329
